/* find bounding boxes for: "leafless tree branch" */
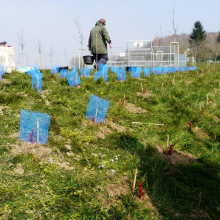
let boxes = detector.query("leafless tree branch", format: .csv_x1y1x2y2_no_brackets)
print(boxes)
18,28,28,52
49,45,55,60
72,18,84,49
167,3,178,42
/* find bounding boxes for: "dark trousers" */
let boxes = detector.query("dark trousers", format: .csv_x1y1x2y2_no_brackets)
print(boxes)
93,54,109,70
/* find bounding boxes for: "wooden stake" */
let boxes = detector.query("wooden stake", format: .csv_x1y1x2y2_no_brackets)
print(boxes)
122,94,126,105
141,83,143,93
132,168,138,193
95,105,98,122
132,122,164,126
37,121,39,143
167,135,169,149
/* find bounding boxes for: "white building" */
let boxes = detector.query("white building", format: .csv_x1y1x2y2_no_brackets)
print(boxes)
0,42,16,73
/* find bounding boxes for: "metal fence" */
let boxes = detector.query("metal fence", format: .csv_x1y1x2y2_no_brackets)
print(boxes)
108,40,186,67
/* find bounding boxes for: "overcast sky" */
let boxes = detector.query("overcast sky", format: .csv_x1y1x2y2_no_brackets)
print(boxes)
1,0,220,68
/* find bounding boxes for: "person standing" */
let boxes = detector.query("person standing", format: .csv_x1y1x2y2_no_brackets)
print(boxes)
88,18,112,70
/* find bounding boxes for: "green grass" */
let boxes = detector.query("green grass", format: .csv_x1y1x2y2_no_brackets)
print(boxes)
0,64,220,219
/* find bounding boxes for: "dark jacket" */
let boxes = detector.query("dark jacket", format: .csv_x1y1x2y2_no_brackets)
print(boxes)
88,21,111,54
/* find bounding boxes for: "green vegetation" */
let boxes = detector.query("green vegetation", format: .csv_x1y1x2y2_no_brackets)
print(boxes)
1,64,220,219
189,21,207,62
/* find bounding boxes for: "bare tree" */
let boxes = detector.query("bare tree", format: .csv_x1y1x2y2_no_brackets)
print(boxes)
155,26,163,66
156,25,163,50
72,18,84,49
214,31,220,68
18,28,28,67
72,18,85,68
168,3,178,42
36,39,43,69
49,45,55,68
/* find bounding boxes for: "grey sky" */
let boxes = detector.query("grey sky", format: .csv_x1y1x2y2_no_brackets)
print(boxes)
1,0,220,68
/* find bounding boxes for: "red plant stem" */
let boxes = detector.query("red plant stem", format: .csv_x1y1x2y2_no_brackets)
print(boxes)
30,130,34,143
170,143,176,156
170,145,173,155
189,121,193,128
139,182,143,199
122,98,126,105
143,88,146,94
92,116,95,122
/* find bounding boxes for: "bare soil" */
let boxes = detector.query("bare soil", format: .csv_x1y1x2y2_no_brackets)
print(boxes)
0,106,8,115
97,126,112,139
155,145,197,165
98,176,131,209
125,103,148,114
136,92,152,99
1,79,11,84
14,163,24,175
11,142,52,161
192,127,210,139
104,119,126,132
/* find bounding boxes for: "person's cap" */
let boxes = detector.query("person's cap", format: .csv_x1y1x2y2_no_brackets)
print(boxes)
99,18,106,25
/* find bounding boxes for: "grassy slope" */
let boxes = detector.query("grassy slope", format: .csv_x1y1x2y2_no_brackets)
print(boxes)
0,64,220,219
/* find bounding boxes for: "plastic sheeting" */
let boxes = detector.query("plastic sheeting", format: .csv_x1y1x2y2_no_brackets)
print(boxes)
86,94,110,123
94,65,109,82
130,66,142,78
0,65,4,80
150,66,197,75
80,68,91,77
143,67,150,77
59,69,68,78
66,70,81,87
19,109,51,144
116,68,126,81
32,72,43,93
111,66,119,73
51,65,60,74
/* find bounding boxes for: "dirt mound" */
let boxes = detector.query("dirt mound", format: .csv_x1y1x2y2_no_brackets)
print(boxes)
98,176,131,209
9,133,19,139
189,208,211,220
155,145,196,165
16,92,28,98
14,163,24,175
97,126,112,139
192,128,210,139
11,142,52,160
125,103,148,114
1,79,11,84
211,115,220,123
0,106,8,115
134,190,157,211
59,162,74,170
41,89,51,99
105,119,125,132
136,92,151,99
